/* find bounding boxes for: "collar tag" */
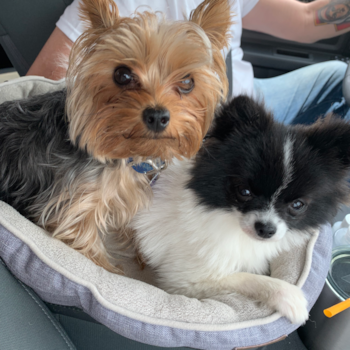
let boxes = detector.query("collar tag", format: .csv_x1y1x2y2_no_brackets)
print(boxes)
127,158,168,178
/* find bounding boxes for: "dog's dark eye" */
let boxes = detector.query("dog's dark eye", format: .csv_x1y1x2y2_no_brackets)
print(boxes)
114,66,138,87
236,185,253,202
288,199,307,216
178,75,194,94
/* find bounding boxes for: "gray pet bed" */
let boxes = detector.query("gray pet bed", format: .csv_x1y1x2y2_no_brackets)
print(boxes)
0,77,333,350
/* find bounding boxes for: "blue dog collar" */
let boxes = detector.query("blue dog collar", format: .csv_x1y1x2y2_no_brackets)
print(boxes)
127,158,168,184
129,161,154,174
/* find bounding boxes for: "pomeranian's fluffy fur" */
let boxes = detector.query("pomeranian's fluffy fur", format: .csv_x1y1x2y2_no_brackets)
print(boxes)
133,95,350,324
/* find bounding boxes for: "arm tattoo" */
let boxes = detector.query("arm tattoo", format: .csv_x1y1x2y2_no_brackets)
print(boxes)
315,0,350,31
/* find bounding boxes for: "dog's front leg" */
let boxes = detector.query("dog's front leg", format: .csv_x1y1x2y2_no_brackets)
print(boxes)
196,272,308,324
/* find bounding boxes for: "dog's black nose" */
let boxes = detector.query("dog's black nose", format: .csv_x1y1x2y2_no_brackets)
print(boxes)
255,222,276,239
142,107,170,132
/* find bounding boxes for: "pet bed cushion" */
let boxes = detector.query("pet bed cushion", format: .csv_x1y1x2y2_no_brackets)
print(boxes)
0,77,333,350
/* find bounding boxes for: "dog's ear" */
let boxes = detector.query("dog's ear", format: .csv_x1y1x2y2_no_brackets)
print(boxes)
208,95,273,141
190,0,232,51
301,115,350,168
79,0,119,30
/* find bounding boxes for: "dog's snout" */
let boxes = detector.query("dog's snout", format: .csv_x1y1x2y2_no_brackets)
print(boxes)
142,107,170,132
254,221,276,239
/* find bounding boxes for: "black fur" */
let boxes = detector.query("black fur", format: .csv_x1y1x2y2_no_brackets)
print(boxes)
188,95,350,231
0,90,104,219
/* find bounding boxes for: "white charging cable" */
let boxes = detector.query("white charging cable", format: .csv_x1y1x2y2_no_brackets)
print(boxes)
333,214,350,248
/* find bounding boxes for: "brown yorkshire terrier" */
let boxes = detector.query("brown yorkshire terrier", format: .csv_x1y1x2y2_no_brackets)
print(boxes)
0,0,232,273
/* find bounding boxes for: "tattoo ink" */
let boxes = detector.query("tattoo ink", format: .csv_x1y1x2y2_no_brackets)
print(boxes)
315,0,350,31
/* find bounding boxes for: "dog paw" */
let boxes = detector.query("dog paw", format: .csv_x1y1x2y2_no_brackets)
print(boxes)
269,283,309,324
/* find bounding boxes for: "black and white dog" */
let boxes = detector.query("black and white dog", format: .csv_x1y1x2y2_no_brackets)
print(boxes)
132,95,350,324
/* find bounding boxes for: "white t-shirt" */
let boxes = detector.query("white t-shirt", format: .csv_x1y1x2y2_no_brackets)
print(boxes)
57,0,259,97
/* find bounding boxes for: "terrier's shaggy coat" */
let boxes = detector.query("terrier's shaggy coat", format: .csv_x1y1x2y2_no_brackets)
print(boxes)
0,0,232,272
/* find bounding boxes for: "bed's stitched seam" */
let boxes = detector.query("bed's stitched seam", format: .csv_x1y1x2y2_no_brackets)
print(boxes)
0,258,75,350
46,302,82,313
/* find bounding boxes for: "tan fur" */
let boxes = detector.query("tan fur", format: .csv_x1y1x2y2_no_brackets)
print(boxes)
37,162,150,273
79,0,120,29
67,0,232,161
39,0,233,272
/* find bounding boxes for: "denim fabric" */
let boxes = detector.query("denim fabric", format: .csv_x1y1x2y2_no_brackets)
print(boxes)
254,61,350,125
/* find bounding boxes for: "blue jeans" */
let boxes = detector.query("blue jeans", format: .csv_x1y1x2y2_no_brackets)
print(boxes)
254,61,350,125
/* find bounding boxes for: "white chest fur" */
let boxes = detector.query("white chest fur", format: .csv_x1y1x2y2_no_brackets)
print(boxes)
132,160,303,296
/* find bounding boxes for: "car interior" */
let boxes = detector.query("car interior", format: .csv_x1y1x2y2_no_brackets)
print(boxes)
0,0,350,350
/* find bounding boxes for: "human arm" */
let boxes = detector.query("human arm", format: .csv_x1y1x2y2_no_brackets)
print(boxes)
242,0,350,44
26,27,73,80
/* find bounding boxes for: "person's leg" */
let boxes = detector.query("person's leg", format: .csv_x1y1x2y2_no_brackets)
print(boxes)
254,61,350,125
